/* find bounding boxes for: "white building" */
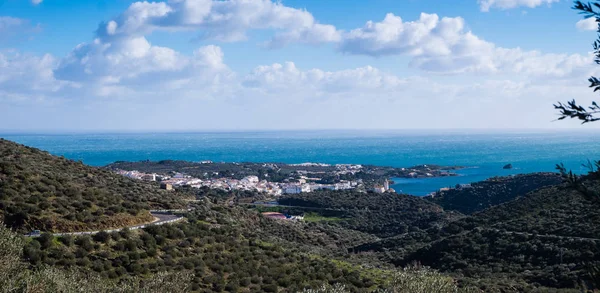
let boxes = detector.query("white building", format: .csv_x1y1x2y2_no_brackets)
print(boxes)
241,176,259,184
284,185,302,194
301,184,311,193
372,185,386,193
141,173,156,181
335,182,352,190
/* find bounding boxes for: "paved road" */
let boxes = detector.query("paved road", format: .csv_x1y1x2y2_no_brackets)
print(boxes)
25,210,187,238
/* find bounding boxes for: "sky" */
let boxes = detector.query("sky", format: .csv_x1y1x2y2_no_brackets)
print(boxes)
1,0,600,131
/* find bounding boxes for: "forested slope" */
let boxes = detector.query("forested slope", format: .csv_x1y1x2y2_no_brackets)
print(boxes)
279,190,462,238
0,138,186,233
355,183,600,290
426,173,562,214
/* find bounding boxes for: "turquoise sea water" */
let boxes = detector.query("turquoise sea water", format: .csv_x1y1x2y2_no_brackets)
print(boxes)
2,130,600,196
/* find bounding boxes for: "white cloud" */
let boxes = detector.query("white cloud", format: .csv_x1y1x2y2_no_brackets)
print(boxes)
336,13,594,76
478,0,559,12
0,51,72,105
72,1,593,77
95,0,339,45
3,1,599,130
243,62,409,95
339,13,482,58
576,17,597,31
54,37,233,97
2,43,599,130
31,0,43,5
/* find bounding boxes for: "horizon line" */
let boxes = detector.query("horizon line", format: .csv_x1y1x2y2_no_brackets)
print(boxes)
1,128,600,135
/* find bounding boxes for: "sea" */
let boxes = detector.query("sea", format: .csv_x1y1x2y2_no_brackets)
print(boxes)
2,130,600,196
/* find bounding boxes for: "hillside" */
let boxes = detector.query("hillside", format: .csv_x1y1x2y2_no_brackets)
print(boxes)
278,190,463,238
17,199,485,293
355,182,600,291
0,139,482,292
0,138,187,233
426,173,562,214
4,137,598,291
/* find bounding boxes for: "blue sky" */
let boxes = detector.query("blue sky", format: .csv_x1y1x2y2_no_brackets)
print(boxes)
1,0,600,131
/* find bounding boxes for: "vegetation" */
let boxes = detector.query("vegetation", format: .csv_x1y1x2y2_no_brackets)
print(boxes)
0,223,192,293
352,181,600,291
278,190,462,238
554,1,600,124
426,173,562,214
0,139,187,233
2,141,596,292
302,267,481,293
21,201,393,292
303,212,343,223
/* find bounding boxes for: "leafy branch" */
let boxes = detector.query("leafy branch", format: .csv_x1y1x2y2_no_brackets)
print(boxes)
554,100,600,124
553,2,600,123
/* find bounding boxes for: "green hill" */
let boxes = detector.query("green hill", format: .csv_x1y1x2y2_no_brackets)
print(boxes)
278,190,463,238
355,182,600,291
0,139,480,292
0,138,186,233
426,173,562,214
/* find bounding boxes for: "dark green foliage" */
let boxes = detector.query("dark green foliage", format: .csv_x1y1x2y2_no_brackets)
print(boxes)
426,173,562,214
353,181,600,291
93,231,111,243
27,205,390,292
0,138,187,233
278,190,460,238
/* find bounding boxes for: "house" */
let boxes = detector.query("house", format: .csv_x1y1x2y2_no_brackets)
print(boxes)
241,176,259,184
301,184,311,193
372,185,386,193
160,183,173,190
141,173,156,181
290,215,304,221
335,182,352,190
284,185,302,194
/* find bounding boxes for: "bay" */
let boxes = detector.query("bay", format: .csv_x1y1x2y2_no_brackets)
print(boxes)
2,130,599,196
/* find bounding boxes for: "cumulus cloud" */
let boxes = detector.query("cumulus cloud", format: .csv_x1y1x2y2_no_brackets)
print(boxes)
2,43,598,130
336,12,593,76
94,0,339,45
339,13,483,57
2,0,598,130
576,17,597,31
478,0,559,12
57,1,592,77
54,35,233,97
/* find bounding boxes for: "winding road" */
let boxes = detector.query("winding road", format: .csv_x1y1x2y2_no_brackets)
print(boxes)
25,210,189,237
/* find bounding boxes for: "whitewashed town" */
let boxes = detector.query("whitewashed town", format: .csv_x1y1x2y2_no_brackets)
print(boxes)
114,164,394,196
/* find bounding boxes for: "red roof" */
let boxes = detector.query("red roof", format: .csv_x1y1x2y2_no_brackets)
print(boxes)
262,212,287,219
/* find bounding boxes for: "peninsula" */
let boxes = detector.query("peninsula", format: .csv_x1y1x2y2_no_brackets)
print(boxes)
106,160,463,196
